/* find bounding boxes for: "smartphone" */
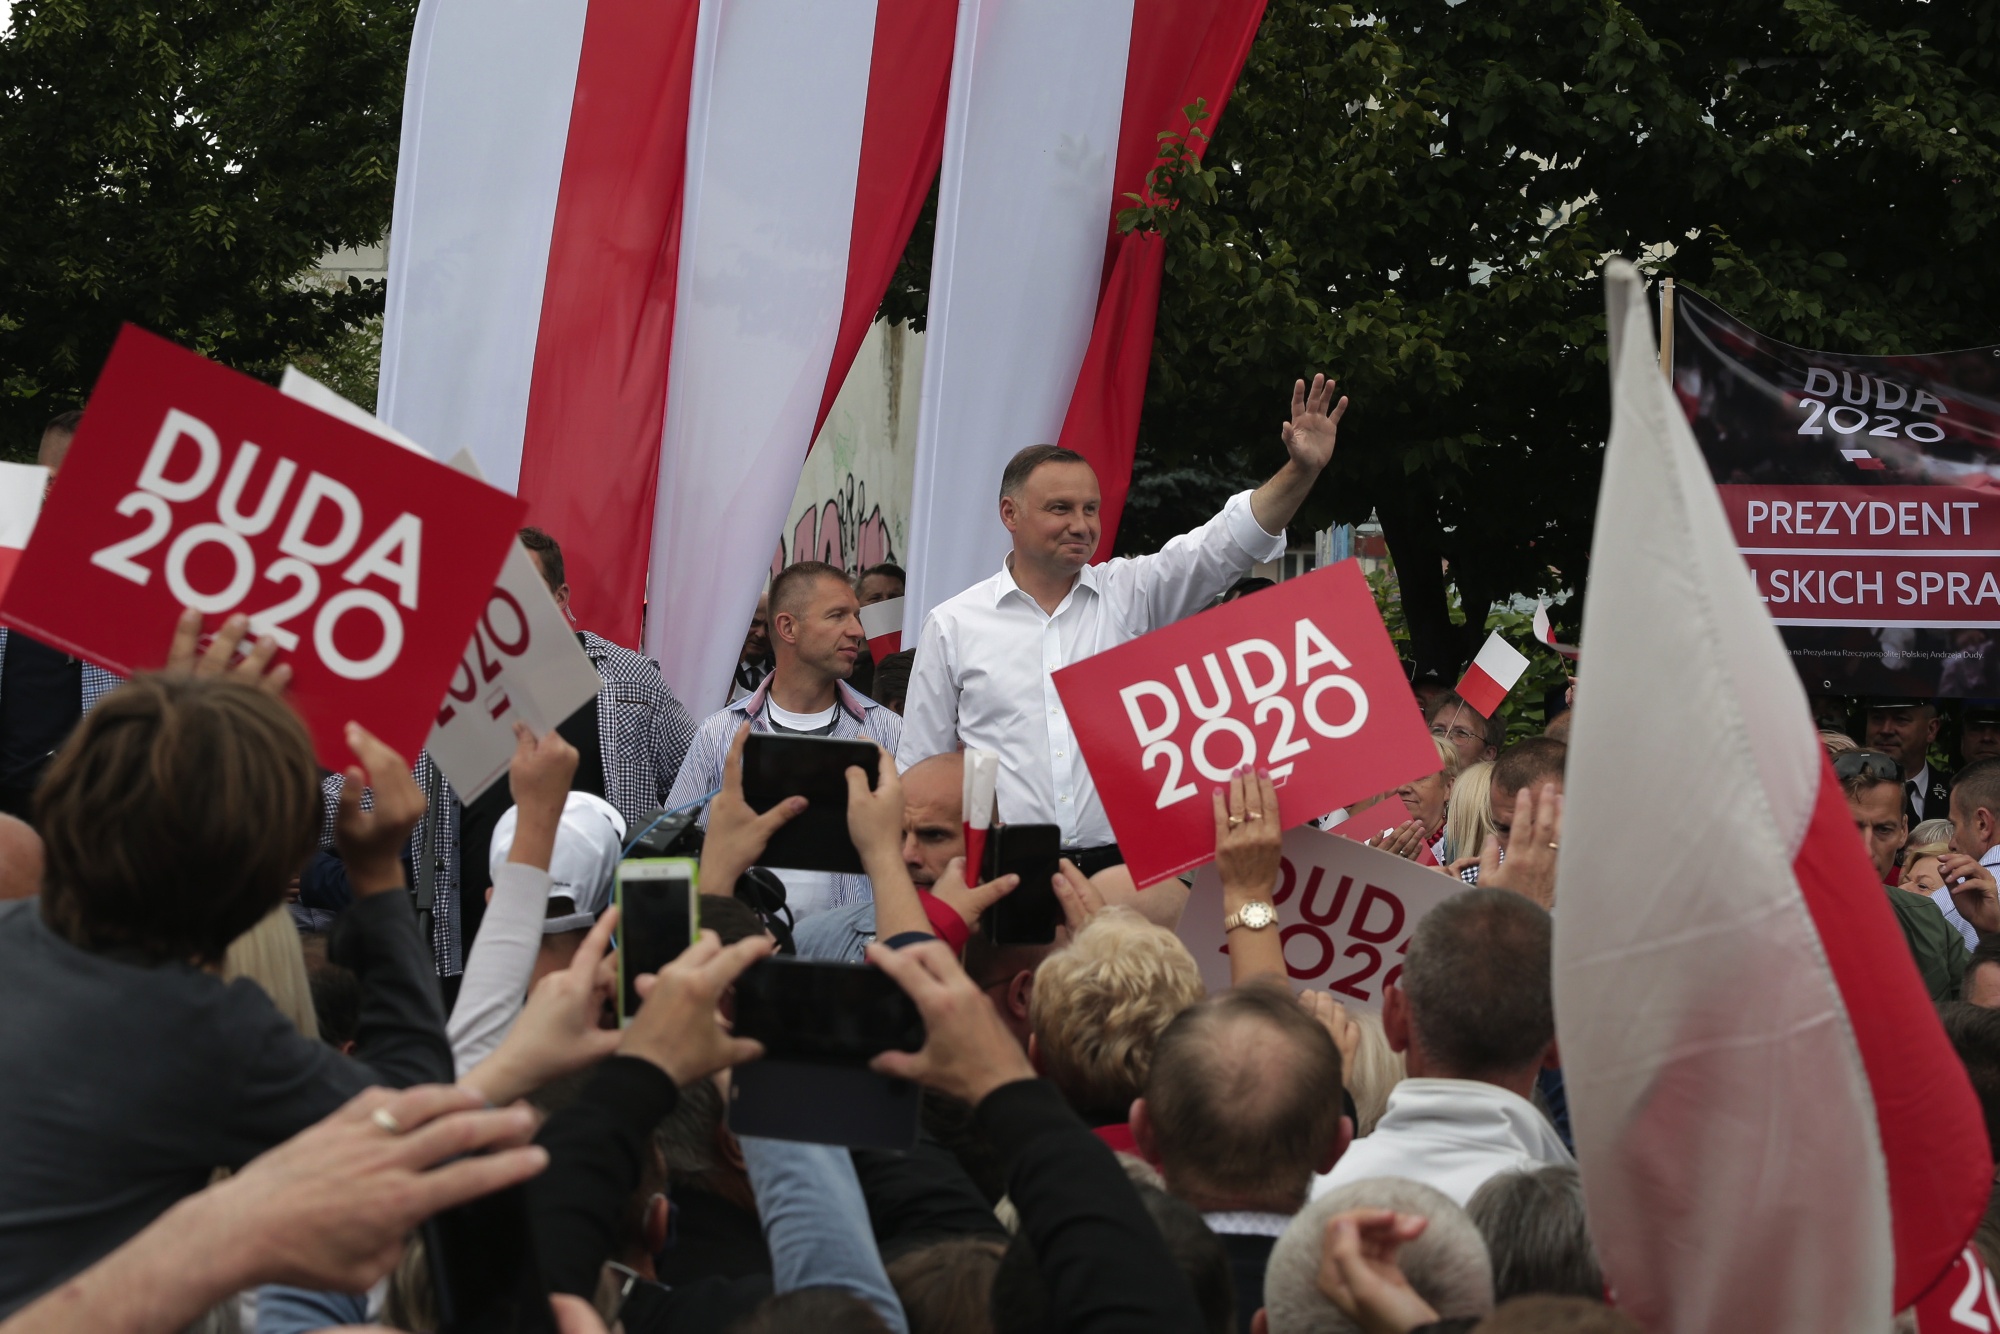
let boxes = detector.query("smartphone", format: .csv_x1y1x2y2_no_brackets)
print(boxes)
616,857,698,1026
981,823,1065,944
741,733,880,873
423,1182,556,1334
731,956,925,1064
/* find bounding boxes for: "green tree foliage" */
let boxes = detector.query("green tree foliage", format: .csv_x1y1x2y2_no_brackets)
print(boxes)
0,0,413,455
1121,0,2000,674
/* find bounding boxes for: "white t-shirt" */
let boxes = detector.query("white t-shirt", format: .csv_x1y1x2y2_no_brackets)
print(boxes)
763,699,843,917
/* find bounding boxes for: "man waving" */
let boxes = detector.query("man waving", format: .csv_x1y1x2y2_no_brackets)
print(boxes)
896,376,1348,874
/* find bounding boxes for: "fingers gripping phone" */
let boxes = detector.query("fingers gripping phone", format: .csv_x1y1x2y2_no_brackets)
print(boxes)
726,957,926,1149
981,823,1064,945
741,733,880,873
616,858,698,1026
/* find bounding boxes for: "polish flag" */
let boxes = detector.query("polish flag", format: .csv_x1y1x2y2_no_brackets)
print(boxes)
1454,632,1530,718
1533,597,1581,661
0,463,47,603
858,596,904,662
1558,261,1991,1331
901,0,1268,633
379,0,954,712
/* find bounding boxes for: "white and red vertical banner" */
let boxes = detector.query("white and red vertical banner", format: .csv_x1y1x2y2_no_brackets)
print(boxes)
901,0,1268,635
0,462,47,603
1557,261,1991,1333
380,0,954,712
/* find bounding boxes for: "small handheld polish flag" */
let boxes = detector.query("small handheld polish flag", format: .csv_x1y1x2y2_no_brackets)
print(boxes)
1455,631,1530,717
962,749,999,883
859,596,905,662
0,463,48,603
1532,598,1581,660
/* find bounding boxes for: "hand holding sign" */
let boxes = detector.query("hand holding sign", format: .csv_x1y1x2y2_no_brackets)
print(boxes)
1055,561,1439,887
1183,825,1461,1009
164,608,292,696
1,327,525,768
334,723,430,897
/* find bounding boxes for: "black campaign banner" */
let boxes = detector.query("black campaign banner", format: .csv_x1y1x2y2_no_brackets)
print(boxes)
1674,287,2000,697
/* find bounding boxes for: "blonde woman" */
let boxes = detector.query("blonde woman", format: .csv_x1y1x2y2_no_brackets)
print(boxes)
1441,760,1497,871
1393,735,1461,863
222,906,319,1042
1343,1011,1407,1137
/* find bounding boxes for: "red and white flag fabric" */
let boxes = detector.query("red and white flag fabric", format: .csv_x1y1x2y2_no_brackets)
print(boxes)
1557,260,1992,1331
1454,631,1529,717
0,463,46,604
379,0,954,712
1532,597,1581,660
858,595,904,662
900,0,1268,634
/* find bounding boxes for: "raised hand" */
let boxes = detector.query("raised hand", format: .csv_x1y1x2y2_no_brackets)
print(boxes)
165,607,292,695
928,856,1019,934
619,929,773,1086
700,723,806,892
868,938,1035,1106
1940,851,2000,934
1216,768,1284,898
1299,991,1362,1080
334,723,428,897
1483,783,1561,911
1315,1209,1440,1334
466,907,623,1105
505,722,580,871
1052,857,1106,938
844,745,904,873
1282,373,1350,473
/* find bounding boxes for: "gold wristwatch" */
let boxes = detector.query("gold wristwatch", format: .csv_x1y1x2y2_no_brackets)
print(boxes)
1224,901,1277,932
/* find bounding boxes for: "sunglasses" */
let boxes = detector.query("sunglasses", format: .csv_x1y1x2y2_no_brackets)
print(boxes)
1832,750,1901,783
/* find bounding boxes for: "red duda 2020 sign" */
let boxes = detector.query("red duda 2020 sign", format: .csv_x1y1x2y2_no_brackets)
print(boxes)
0,326,526,768
1053,559,1440,887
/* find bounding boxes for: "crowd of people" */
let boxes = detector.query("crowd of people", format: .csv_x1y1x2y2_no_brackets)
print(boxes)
2,382,1997,1334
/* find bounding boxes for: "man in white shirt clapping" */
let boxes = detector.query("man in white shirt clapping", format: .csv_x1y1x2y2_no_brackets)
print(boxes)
896,375,1350,873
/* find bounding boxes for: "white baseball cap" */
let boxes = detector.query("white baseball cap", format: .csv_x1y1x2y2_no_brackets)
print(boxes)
489,792,627,934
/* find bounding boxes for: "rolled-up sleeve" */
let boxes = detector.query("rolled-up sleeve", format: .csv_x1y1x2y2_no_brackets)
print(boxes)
1115,490,1287,632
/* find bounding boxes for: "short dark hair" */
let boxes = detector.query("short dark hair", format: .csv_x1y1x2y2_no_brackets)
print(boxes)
870,648,916,711
1144,981,1344,1208
1940,1001,2000,1161
992,1183,1232,1334
1956,759,2000,821
1401,888,1554,1079
700,892,766,945
42,409,83,438
1466,1166,1603,1304
999,444,1089,500
518,526,564,594
770,560,851,620
1493,736,1567,798
857,562,905,589
731,1289,892,1334
886,1237,1004,1334
38,676,320,966
1971,935,2000,983
301,939,361,1049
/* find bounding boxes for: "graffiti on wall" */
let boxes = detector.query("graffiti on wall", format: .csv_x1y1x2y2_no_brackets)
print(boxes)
771,473,898,581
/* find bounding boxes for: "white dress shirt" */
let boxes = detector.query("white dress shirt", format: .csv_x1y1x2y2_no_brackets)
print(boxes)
1311,1077,1574,1207
896,491,1286,846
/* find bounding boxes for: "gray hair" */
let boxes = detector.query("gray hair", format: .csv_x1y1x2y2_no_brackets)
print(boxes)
1401,888,1553,1079
1465,1166,1602,1303
1263,1177,1494,1334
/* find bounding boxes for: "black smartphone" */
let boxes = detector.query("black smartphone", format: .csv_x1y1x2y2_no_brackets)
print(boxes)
616,858,698,1026
423,1182,556,1334
741,733,880,873
731,956,925,1064
981,823,1065,944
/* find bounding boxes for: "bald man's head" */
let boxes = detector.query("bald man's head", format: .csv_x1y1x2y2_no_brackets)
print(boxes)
0,814,46,900
901,752,965,885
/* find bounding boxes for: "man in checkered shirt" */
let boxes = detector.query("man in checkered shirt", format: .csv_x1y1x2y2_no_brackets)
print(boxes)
311,528,698,983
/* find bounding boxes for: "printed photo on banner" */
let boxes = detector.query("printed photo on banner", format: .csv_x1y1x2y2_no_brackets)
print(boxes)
1052,560,1440,887
1182,824,1460,1008
1673,285,2000,697
0,325,526,768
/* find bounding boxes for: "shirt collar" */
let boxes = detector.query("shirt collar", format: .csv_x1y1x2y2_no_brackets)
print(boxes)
731,671,871,723
992,553,1098,610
